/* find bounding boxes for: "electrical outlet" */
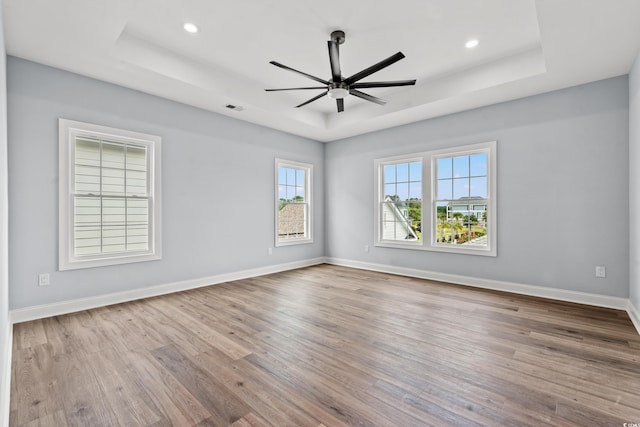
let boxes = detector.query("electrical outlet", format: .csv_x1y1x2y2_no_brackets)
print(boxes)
595,265,606,278
38,273,50,287
268,247,273,255
364,245,370,253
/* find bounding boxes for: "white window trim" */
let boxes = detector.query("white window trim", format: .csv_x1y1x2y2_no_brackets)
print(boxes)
59,118,162,271
275,158,313,247
374,141,497,257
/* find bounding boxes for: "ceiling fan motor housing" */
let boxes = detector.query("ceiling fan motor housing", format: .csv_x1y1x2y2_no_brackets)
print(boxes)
331,30,346,45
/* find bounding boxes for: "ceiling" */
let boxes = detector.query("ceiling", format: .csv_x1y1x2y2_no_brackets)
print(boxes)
4,0,640,142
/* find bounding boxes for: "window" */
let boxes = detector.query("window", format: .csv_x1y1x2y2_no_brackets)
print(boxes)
375,141,496,256
275,159,312,246
59,119,161,270
380,159,422,243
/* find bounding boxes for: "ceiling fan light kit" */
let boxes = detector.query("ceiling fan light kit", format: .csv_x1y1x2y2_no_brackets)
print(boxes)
327,83,349,99
265,30,416,112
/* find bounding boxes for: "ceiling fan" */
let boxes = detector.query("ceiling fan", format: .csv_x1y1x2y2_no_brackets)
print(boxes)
265,30,416,113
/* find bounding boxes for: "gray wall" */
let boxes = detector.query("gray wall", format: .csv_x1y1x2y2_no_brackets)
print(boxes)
630,52,640,311
325,76,630,298
8,57,324,309
0,0,10,412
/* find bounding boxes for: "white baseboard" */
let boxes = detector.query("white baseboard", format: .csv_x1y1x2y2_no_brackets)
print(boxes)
1,319,12,427
628,300,640,335
10,257,325,324
325,257,629,310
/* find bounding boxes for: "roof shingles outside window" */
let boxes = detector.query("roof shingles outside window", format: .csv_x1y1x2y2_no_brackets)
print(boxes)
278,203,306,237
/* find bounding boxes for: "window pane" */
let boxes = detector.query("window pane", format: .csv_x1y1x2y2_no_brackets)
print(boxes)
286,168,295,186
295,185,305,200
463,205,488,247
75,137,101,194
470,153,487,176
286,185,295,200
102,198,126,253
383,164,396,183
101,143,125,196
453,155,469,178
406,200,422,235
127,199,149,251
75,165,100,194
278,168,287,200
292,221,305,237
436,202,448,219
126,170,147,197
437,158,452,179
409,161,422,181
437,179,452,200
126,145,148,197
396,163,409,182
409,181,422,199
384,183,396,199
453,178,469,199
75,137,101,167
296,169,305,186
74,196,101,256
396,183,409,200
470,177,487,198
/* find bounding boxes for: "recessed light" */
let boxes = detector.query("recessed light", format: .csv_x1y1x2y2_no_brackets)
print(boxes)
183,23,199,34
465,39,479,49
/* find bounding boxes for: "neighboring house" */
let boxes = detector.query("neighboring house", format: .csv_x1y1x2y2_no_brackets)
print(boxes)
278,203,306,238
447,197,487,221
381,196,419,241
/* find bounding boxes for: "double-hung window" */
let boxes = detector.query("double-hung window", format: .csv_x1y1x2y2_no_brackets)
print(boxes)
379,158,423,243
275,158,312,246
59,119,161,270
375,141,496,256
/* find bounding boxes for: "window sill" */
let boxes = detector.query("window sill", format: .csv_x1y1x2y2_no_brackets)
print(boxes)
375,241,496,257
59,252,162,271
275,238,313,248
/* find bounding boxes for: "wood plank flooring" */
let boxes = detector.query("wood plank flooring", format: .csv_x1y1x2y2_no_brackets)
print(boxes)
9,264,640,426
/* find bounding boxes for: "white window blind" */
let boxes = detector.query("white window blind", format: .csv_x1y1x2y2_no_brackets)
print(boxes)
59,119,161,270
73,137,149,256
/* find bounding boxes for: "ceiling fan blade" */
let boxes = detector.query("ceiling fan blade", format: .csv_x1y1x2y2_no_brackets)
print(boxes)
296,91,328,108
351,79,416,89
328,41,341,82
265,86,327,91
337,98,344,113
344,52,406,85
269,61,329,85
349,89,386,105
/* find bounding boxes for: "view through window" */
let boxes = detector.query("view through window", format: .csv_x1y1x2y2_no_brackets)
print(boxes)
276,159,312,245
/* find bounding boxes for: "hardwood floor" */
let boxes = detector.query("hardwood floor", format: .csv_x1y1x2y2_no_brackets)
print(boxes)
9,264,640,426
